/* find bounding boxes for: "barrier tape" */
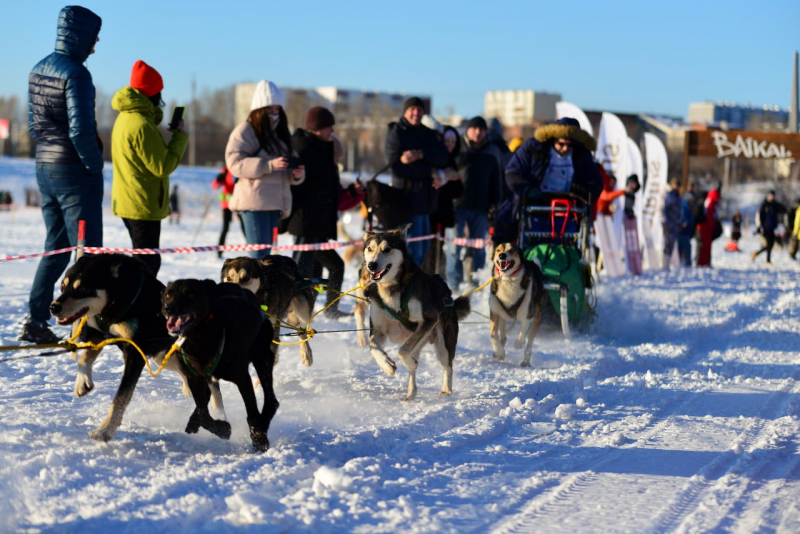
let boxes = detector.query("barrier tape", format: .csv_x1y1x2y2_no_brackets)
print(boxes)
0,234,490,263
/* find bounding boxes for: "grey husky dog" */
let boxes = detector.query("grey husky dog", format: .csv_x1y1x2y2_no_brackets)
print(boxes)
489,243,546,367
362,223,472,400
221,255,314,366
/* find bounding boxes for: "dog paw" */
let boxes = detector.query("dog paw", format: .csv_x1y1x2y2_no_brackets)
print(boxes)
301,352,313,367
74,373,94,397
402,395,415,402
250,427,269,452
439,390,452,397
89,426,114,442
185,414,201,434
210,420,232,440
357,333,368,347
514,339,524,350
379,358,397,376
520,360,531,368
492,352,505,361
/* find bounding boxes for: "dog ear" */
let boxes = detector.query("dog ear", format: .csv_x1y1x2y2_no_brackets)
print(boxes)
362,231,374,244
110,260,123,279
221,258,234,271
396,221,413,240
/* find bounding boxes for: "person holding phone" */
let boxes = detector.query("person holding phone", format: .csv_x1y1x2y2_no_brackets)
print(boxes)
110,60,188,275
225,80,304,259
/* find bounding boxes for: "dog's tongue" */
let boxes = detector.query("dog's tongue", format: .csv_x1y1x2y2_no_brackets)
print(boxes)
166,316,183,333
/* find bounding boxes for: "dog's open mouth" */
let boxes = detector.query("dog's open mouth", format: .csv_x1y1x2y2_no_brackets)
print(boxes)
496,260,515,272
55,307,90,325
165,314,197,335
369,264,392,281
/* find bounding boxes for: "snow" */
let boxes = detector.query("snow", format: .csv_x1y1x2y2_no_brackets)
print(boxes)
1,156,800,532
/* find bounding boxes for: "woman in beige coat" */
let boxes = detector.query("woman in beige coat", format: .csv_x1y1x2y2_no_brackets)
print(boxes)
225,80,304,258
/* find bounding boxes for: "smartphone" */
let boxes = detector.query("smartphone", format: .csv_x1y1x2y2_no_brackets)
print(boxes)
169,106,185,130
287,156,303,169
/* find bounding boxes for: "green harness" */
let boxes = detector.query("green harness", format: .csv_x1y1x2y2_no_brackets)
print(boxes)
371,281,455,332
180,329,226,378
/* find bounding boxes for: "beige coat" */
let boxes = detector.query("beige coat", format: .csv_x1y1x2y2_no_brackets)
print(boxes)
225,122,304,216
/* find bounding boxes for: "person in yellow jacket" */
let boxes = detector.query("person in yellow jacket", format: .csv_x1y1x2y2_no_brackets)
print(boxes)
790,199,800,260
111,60,188,275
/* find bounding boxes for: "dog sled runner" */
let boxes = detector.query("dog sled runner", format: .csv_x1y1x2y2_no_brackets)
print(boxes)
517,192,595,337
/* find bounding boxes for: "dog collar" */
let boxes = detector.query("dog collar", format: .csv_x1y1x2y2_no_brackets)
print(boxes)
495,264,522,278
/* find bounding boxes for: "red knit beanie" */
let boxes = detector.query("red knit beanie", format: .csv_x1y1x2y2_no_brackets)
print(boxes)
130,60,163,98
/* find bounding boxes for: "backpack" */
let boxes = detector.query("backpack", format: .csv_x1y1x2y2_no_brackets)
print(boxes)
693,201,706,226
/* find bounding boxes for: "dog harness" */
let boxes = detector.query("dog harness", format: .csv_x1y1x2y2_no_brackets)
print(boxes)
372,281,418,332
94,272,146,333
180,328,226,378
260,277,329,313
492,267,536,319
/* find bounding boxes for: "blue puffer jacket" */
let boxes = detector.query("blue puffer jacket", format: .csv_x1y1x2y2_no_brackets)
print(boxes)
505,120,603,202
28,6,103,175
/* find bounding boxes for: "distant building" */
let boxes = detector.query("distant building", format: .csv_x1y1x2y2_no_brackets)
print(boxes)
688,101,789,131
484,90,562,127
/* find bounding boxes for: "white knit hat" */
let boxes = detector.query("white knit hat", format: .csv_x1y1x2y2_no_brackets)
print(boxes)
250,80,285,110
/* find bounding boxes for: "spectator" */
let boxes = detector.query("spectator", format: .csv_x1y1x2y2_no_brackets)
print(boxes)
623,174,640,219
168,184,180,224
731,210,743,244
384,97,448,266
289,106,363,318
662,177,682,270
678,196,694,267
111,60,188,276
752,190,786,264
449,116,501,286
596,174,623,216
697,187,721,267
225,80,304,259
506,117,603,203
20,6,104,344
212,166,245,259
426,125,463,280
789,198,800,260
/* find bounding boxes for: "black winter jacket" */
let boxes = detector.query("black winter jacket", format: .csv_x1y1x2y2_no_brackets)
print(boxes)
28,6,103,175
455,137,502,211
384,118,448,215
288,129,340,241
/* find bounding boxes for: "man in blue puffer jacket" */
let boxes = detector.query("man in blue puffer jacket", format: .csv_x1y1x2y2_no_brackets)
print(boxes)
20,6,104,343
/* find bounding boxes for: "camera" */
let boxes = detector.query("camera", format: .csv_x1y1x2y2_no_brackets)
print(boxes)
287,156,303,169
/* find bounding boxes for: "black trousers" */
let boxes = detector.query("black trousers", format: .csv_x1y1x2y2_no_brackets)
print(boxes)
293,236,344,306
122,218,162,276
755,230,776,262
218,208,245,247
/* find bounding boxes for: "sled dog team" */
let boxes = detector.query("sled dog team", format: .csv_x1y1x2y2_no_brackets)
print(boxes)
50,223,547,451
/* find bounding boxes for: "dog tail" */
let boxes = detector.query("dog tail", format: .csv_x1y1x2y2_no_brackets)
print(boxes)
453,286,474,322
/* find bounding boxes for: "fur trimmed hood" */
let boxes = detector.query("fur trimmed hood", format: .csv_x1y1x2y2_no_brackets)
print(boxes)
533,124,596,152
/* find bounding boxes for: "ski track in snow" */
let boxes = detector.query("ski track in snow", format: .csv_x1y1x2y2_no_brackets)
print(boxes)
0,157,799,533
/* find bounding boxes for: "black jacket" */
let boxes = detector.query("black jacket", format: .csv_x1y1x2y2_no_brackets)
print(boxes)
759,199,786,233
456,137,502,211
288,129,340,240
28,6,103,174
384,118,448,215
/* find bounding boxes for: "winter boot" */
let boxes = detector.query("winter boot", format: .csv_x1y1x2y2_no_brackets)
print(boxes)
18,319,60,344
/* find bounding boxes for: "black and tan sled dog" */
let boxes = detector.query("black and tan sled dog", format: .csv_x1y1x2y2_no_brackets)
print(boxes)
221,255,314,367
49,254,224,442
489,243,546,367
362,223,473,400
162,279,278,451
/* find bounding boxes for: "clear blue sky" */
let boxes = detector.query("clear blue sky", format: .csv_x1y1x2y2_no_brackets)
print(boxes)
1,0,798,120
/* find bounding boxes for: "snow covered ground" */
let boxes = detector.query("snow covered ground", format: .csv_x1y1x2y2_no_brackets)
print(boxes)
0,157,799,533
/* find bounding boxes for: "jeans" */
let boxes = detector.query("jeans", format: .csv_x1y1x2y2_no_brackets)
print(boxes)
238,210,280,259
406,214,431,267
28,163,103,325
448,208,489,285
677,234,692,267
122,218,162,276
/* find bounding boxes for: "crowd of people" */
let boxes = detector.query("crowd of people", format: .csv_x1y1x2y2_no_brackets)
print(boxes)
16,5,795,344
